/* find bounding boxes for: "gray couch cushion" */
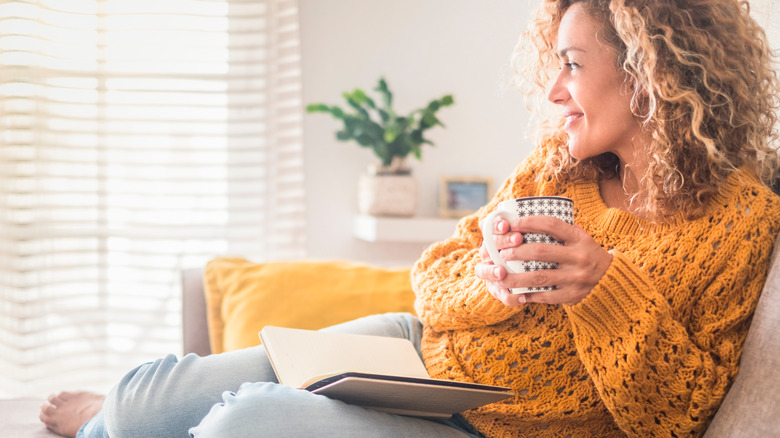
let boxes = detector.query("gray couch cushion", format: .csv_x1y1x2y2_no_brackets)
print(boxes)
0,399,57,437
182,268,210,356
704,233,780,437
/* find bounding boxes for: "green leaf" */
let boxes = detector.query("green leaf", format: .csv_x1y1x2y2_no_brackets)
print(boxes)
372,142,391,165
344,94,360,109
365,120,385,141
344,96,371,119
375,77,392,108
410,129,424,144
345,89,364,103
378,108,391,123
306,103,329,113
395,135,411,157
305,77,453,163
351,89,377,108
421,112,439,127
343,116,359,133
384,124,400,144
356,133,374,147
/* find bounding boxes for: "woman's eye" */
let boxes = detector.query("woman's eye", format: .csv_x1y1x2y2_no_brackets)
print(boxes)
564,62,579,69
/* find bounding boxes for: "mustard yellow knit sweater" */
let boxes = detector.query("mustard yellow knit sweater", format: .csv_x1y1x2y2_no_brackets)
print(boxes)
412,152,780,437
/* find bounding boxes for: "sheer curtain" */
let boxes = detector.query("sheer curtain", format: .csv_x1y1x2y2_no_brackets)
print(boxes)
0,0,305,398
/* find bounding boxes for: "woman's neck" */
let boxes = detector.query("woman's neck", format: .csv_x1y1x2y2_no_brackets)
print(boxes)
599,176,632,211
598,132,652,215
599,159,646,215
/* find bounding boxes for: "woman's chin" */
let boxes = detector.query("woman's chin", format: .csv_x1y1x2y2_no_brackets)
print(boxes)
567,141,586,160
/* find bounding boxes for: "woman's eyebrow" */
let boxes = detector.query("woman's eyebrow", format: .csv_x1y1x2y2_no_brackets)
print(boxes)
557,46,586,58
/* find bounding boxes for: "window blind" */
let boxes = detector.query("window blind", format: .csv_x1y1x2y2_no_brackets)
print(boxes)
0,0,305,397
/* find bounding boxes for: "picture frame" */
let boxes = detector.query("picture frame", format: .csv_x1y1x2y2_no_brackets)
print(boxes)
439,176,493,218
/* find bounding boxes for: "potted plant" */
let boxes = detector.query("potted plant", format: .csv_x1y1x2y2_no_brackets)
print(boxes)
307,77,454,216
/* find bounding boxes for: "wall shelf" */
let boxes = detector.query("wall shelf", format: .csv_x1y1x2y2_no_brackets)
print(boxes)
353,215,460,243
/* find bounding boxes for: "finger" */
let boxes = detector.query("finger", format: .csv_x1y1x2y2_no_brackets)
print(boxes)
484,280,504,300
514,215,576,243
492,231,522,251
483,222,523,250
479,243,492,262
484,217,523,248
516,267,596,305
475,261,505,281
481,215,510,234
508,291,527,305
485,281,527,306
500,268,565,294
493,216,510,234
521,290,550,305
511,291,528,305
503,241,569,265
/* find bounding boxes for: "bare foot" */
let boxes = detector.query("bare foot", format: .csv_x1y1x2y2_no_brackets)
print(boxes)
39,391,105,438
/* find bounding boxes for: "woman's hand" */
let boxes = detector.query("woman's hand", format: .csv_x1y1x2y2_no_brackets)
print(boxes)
476,215,613,306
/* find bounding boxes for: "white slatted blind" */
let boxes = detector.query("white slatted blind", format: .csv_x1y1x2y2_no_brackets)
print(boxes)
0,0,305,398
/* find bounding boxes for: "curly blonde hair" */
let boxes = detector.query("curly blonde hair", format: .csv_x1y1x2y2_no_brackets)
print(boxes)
518,0,780,219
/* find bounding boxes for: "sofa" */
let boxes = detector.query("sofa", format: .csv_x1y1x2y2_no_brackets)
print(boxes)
182,241,780,438
4,237,780,436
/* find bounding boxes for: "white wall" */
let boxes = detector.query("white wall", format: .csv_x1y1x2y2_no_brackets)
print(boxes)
751,1,780,46
299,0,539,266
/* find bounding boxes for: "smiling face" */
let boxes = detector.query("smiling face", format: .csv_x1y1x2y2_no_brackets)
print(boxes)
547,3,645,164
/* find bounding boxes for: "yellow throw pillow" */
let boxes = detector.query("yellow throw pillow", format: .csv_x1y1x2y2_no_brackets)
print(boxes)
203,258,416,353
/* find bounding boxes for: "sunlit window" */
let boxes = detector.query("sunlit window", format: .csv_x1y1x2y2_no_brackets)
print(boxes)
0,0,304,397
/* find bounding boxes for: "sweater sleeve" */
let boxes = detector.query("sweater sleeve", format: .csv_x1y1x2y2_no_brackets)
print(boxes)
563,211,779,437
412,151,549,332
411,213,521,331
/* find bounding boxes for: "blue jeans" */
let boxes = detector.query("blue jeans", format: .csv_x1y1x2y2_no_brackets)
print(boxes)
78,313,483,438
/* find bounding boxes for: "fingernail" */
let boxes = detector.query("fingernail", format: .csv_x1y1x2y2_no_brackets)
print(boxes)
497,221,507,233
517,294,526,304
493,267,502,278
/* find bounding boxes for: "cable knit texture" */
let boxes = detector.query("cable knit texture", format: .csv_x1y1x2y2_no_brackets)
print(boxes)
412,148,780,438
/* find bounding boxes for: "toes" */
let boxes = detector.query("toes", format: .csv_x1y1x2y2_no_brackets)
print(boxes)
57,391,75,401
48,390,86,406
40,400,54,416
39,402,55,427
48,391,72,406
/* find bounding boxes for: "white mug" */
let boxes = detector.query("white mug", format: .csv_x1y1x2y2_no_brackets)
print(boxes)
480,196,574,294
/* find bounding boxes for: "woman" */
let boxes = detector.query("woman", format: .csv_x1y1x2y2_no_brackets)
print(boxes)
415,0,780,435
41,0,780,437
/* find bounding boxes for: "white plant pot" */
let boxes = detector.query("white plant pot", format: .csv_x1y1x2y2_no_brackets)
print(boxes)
358,172,418,217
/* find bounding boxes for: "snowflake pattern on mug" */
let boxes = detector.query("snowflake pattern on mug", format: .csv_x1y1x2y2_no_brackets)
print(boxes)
512,197,574,292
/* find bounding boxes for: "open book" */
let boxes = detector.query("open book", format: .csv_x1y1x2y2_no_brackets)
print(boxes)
259,326,513,419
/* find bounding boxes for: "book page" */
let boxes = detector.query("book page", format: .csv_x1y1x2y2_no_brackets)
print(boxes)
259,326,430,389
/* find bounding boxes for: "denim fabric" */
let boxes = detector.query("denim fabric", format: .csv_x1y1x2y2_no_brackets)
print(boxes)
78,313,481,438
188,381,482,438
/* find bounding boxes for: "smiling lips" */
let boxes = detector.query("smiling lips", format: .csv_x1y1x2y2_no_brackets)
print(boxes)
563,111,583,129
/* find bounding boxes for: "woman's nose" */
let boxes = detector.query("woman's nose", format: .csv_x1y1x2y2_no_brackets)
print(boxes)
546,71,568,104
